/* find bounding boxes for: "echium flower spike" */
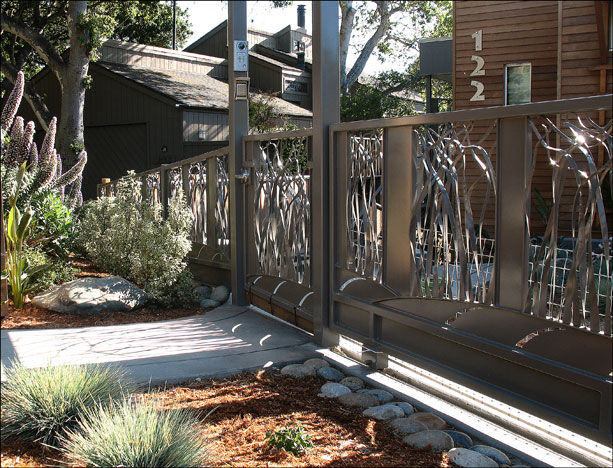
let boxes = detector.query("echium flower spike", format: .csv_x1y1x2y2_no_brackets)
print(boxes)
56,154,63,179
55,150,87,188
38,148,57,189
39,116,57,165
29,142,38,169
17,121,36,166
4,116,24,167
67,174,83,210
1,70,24,135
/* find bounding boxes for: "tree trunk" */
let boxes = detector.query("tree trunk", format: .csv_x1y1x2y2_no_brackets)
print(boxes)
55,1,89,164
339,1,356,96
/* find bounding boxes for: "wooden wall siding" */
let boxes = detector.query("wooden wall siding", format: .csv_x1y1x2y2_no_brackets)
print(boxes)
101,41,227,79
454,1,559,109
291,30,314,61
281,69,312,109
560,2,613,98
84,66,183,167
453,1,611,235
249,60,283,94
189,25,277,59
183,111,229,142
183,141,228,159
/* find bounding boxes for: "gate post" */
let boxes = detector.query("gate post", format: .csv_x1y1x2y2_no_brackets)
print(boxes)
228,1,249,305
312,1,340,346
495,117,531,311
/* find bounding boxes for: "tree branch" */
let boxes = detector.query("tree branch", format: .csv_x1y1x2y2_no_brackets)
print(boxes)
344,2,392,92
1,60,52,131
1,12,65,75
339,1,356,94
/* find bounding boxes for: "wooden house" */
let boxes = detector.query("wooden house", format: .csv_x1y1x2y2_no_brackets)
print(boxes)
185,20,313,109
452,1,612,234
15,40,312,200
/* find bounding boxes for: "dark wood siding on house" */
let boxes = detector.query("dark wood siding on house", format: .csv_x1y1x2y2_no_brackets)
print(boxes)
183,111,229,142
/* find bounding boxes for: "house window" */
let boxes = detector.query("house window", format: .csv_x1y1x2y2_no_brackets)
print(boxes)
505,64,531,105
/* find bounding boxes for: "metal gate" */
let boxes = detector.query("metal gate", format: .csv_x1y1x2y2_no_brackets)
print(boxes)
328,95,612,446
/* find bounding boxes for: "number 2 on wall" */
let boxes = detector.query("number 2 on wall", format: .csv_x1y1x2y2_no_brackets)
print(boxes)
470,81,485,101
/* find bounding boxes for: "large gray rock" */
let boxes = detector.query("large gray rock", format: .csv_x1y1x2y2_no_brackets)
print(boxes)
406,412,447,430
384,402,414,416
281,364,316,378
318,382,351,398
357,388,394,404
448,448,498,468
443,430,473,448
340,376,365,391
200,298,220,308
304,358,329,370
32,276,146,315
402,430,454,451
317,366,345,381
337,392,379,408
193,285,212,299
470,445,511,465
390,418,429,435
210,285,230,303
362,404,404,420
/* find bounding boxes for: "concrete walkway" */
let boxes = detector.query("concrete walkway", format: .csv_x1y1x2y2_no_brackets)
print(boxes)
1,305,320,385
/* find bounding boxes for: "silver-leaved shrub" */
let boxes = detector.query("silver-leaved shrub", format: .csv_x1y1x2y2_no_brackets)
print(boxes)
77,172,196,306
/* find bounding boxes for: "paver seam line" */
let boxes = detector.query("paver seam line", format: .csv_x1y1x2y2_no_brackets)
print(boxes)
119,342,317,369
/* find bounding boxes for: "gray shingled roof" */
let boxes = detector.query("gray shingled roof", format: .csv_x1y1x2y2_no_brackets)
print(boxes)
98,62,312,117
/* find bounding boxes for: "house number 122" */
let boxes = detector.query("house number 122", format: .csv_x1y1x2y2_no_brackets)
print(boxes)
470,30,485,101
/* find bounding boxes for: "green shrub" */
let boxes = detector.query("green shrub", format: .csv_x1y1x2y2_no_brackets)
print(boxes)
148,268,198,308
77,173,194,307
266,424,313,456
29,189,76,259
22,246,77,294
62,396,209,468
0,362,132,447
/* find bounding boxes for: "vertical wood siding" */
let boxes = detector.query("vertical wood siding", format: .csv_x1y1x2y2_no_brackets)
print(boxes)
183,111,229,142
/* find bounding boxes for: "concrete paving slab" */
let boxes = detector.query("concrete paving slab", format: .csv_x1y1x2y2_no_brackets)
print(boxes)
1,305,320,385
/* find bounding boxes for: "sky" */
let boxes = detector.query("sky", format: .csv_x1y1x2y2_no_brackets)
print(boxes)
176,0,408,77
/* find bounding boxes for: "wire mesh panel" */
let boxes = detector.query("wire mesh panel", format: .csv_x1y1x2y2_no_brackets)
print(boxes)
412,121,498,303
346,130,384,282
527,115,612,334
215,154,230,260
187,161,207,244
253,135,311,285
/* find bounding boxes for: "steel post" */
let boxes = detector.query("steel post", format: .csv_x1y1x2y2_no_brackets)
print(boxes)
312,1,340,346
228,1,249,305
495,116,531,311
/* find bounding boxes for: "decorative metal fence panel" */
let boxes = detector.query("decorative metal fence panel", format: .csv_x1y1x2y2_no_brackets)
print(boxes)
245,130,312,286
97,147,231,265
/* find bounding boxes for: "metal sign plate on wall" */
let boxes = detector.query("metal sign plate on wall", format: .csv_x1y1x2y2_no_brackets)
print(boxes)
233,40,248,72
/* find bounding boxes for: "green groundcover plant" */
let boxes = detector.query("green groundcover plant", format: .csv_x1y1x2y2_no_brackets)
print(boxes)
0,362,133,447
61,395,209,467
266,423,313,456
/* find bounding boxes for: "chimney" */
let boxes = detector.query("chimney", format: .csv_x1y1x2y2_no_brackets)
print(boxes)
297,5,306,31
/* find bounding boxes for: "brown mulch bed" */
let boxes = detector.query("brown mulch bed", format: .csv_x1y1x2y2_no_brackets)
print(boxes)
1,371,454,467
1,257,207,330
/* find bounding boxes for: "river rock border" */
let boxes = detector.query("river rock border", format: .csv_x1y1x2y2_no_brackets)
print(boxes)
281,359,528,468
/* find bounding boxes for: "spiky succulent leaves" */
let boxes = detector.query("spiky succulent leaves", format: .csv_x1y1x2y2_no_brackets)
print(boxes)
4,117,24,167
18,121,36,166
1,70,24,136
55,150,87,188
29,143,39,169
